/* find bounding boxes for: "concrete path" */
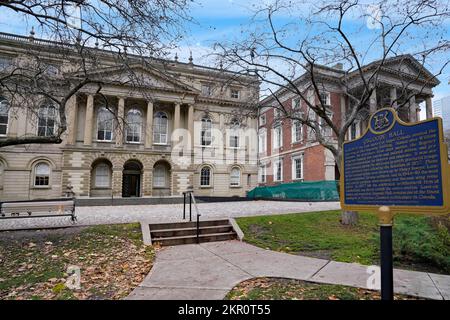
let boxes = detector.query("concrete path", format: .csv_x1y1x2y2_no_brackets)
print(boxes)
126,241,450,300
0,200,340,230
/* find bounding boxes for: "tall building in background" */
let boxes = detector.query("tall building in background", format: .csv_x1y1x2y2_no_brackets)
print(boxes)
433,96,450,131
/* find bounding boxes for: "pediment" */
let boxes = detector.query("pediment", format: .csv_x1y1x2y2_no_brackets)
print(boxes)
72,64,199,93
383,55,439,84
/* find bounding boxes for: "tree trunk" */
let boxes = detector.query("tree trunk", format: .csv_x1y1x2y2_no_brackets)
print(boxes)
341,210,359,225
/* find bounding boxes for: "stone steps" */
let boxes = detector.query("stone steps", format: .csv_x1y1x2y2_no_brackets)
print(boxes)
148,219,237,246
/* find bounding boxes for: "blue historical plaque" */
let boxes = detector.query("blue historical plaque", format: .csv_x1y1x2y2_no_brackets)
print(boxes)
341,108,449,215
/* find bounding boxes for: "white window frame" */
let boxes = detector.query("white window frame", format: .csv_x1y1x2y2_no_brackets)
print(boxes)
273,159,283,182
201,117,212,146
292,155,304,180
95,163,111,188
259,114,266,126
272,124,282,150
97,107,114,142
0,97,9,136
229,119,239,148
153,164,167,188
258,165,267,183
292,97,301,109
200,166,212,187
319,91,331,106
125,108,142,143
34,162,51,187
292,120,303,143
349,121,361,140
230,167,241,187
37,104,57,137
230,89,240,99
153,111,168,145
319,111,333,137
258,129,267,154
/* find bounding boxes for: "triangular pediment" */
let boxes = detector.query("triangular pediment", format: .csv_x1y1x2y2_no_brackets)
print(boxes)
383,55,439,84
71,64,199,93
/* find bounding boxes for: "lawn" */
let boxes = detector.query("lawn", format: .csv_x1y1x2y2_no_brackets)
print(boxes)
236,211,450,274
226,278,420,300
0,223,154,300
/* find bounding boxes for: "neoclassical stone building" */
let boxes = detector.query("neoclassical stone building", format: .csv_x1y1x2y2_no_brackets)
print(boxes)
258,55,438,185
0,32,259,200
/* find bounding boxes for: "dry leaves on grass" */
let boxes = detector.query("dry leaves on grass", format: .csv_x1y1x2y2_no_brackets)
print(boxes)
0,224,154,300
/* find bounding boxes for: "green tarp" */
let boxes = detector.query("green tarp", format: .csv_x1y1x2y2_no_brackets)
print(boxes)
247,180,339,201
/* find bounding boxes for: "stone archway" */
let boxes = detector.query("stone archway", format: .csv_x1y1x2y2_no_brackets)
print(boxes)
152,160,171,196
122,160,143,197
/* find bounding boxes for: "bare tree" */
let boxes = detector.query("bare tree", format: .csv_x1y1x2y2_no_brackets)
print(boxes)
0,0,193,147
216,0,449,224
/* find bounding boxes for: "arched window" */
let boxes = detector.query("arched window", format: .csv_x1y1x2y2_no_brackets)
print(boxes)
97,107,114,141
34,162,50,186
0,97,9,136
229,119,239,148
230,167,241,186
95,163,111,187
125,108,142,143
201,117,212,146
37,104,56,137
153,164,167,187
153,111,168,144
200,166,211,187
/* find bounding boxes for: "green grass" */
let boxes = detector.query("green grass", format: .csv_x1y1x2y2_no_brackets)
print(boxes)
225,278,419,300
237,211,450,273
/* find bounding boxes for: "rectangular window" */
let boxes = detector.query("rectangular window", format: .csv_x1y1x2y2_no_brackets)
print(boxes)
259,114,266,126
201,119,212,146
258,166,266,183
230,135,239,148
292,156,303,180
202,84,212,96
273,125,282,149
273,160,282,182
230,89,240,99
0,114,7,135
292,121,302,143
95,165,110,187
258,129,266,153
319,91,331,106
319,112,333,137
350,122,360,140
292,97,301,109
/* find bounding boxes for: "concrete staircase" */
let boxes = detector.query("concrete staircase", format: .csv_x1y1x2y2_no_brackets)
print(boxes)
147,219,238,246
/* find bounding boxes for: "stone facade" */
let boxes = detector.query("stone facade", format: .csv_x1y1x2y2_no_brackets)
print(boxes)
0,33,259,200
258,56,439,185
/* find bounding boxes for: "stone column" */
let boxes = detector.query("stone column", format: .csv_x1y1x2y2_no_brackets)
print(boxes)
426,96,433,119
390,88,397,108
66,94,78,145
145,101,153,148
116,97,125,146
188,104,194,146
83,94,94,145
340,95,346,125
172,102,181,144
369,89,377,114
409,95,417,122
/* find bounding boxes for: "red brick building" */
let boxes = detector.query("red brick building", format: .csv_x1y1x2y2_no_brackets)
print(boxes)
257,56,438,186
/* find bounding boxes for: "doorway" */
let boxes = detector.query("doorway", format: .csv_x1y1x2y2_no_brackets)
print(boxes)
122,160,142,197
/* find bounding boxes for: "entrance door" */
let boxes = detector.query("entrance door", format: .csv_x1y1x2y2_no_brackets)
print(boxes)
122,160,143,197
122,174,140,197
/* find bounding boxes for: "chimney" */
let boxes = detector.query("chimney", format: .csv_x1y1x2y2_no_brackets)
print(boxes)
333,63,343,70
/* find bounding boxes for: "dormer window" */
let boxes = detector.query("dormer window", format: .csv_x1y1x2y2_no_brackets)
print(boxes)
230,89,240,99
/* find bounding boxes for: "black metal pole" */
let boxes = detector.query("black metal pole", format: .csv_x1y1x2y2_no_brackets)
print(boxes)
183,192,186,220
196,214,200,244
189,192,192,222
379,206,394,300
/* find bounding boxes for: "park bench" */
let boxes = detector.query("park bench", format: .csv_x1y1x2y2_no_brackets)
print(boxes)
0,198,76,222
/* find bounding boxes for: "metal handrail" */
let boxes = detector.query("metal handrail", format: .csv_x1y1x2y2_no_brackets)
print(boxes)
182,191,201,244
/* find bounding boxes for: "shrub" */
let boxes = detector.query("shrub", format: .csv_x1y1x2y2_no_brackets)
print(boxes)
393,216,450,273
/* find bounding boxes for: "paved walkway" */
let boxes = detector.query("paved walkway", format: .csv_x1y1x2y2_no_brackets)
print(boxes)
126,241,450,300
0,201,340,230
